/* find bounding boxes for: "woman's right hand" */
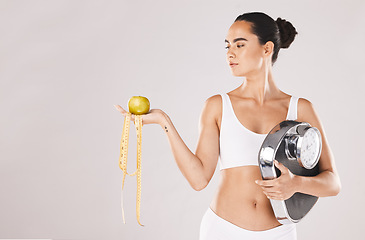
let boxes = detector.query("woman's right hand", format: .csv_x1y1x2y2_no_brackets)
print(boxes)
114,105,166,126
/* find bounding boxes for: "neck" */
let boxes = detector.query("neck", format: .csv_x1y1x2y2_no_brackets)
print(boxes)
237,63,281,106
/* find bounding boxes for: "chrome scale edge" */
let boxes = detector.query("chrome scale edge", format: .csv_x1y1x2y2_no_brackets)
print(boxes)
258,120,321,224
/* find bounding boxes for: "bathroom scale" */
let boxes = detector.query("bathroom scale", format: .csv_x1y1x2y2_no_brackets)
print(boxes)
258,120,322,224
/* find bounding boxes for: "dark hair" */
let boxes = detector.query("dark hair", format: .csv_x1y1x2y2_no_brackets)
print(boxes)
234,12,298,65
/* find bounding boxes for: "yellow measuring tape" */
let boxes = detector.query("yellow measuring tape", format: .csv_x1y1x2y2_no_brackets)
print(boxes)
119,112,144,226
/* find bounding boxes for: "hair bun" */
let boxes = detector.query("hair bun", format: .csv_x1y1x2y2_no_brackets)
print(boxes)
276,17,298,49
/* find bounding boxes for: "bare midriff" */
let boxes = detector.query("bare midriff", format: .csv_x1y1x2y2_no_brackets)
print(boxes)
209,166,283,231
209,91,293,231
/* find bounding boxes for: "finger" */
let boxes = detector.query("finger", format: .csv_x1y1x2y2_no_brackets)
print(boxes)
114,105,126,113
264,192,275,199
263,190,277,198
261,185,277,193
114,105,136,121
255,179,275,187
274,160,288,173
114,105,132,118
267,194,285,200
263,188,279,194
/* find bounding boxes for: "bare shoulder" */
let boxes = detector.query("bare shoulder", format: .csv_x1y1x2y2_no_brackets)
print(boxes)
200,94,222,114
297,97,317,122
205,94,222,107
297,97,327,150
202,94,222,123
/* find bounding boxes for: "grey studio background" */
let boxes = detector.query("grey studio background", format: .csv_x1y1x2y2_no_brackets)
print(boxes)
0,0,364,240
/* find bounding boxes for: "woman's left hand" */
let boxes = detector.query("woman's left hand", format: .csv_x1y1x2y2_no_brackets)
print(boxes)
255,160,299,200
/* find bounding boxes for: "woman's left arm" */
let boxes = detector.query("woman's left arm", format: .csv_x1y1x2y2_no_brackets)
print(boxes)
256,98,342,199
293,98,341,197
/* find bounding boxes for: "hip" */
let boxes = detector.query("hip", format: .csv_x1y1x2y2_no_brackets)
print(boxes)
200,207,297,240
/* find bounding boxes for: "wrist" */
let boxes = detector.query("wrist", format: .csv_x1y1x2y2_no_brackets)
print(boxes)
158,111,169,128
294,174,302,193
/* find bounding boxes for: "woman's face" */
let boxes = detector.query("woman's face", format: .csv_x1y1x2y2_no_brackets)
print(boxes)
225,21,269,77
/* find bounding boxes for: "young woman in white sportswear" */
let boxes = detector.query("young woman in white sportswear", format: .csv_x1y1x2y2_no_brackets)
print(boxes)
115,11,341,240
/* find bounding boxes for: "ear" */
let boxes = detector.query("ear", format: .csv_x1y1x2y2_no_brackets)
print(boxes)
263,41,274,56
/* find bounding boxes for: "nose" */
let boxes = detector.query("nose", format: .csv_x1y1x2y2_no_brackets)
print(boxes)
227,54,235,64
226,47,235,59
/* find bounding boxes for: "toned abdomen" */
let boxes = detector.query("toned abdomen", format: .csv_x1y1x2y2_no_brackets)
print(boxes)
209,166,282,231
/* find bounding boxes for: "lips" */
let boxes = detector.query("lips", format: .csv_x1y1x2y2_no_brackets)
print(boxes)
229,62,238,66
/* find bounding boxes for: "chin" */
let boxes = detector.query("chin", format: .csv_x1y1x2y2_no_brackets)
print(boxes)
230,69,246,77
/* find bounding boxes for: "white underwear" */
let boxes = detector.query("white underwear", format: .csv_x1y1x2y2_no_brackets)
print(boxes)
199,207,297,240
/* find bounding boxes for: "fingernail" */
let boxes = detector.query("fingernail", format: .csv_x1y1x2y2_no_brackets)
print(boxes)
255,180,258,184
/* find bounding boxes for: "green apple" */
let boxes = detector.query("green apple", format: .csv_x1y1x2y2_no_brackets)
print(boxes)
128,96,150,115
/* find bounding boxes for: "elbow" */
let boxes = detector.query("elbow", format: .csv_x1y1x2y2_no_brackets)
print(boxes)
193,179,208,192
330,185,341,197
333,180,342,196
330,175,342,196
193,186,203,191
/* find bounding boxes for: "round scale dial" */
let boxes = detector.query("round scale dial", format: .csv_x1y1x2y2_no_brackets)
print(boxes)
298,127,322,169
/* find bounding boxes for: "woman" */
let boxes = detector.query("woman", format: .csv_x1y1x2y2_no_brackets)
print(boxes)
115,11,341,240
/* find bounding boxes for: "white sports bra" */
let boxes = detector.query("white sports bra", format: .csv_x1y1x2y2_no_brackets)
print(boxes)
218,93,299,170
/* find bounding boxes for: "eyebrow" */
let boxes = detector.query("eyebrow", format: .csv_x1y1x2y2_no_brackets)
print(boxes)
224,37,248,44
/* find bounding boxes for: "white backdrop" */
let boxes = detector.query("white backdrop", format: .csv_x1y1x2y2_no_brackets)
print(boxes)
0,0,364,239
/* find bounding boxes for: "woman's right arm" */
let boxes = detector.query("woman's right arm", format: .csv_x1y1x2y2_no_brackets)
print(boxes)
115,95,220,191
158,95,220,191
